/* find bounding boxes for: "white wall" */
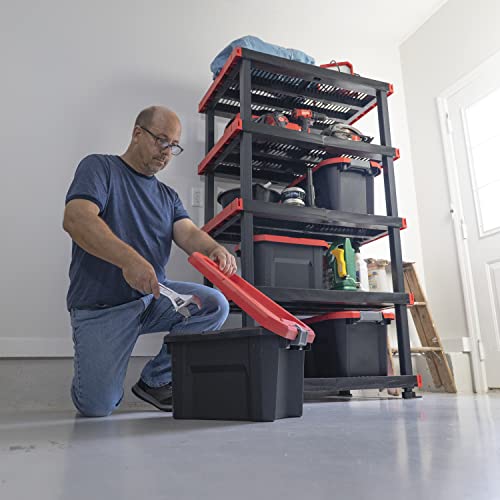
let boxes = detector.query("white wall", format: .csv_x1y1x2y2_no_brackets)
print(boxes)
400,0,500,349
0,0,424,357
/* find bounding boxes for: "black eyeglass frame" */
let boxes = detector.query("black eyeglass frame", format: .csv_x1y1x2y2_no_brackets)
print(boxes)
138,125,184,156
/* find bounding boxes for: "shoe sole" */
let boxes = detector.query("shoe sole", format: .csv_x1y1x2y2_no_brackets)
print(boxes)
131,383,173,412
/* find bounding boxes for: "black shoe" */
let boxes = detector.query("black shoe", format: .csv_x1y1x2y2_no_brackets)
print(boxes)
131,379,173,412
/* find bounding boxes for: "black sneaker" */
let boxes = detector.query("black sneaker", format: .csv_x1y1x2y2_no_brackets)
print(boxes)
131,379,173,412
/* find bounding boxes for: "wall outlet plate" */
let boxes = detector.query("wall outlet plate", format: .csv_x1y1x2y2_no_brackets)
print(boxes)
191,187,203,207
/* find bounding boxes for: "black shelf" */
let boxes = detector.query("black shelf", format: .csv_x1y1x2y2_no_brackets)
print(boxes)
198,118,398,183
199,48,393,126
228,288,411,315
200,49,417,398
304,376,419,393
203,199,404,245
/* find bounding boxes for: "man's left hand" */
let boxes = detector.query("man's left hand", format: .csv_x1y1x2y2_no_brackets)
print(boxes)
208,246,237,276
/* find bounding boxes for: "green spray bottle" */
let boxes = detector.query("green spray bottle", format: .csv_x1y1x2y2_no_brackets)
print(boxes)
327,238,357,291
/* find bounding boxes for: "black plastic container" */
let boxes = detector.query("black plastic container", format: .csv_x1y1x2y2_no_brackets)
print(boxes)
304,311,392,377
166,327,305,422
290,158,381,214
217,183,281,207
235,235,328,289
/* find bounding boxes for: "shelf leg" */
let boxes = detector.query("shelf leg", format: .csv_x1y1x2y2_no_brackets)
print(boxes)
402,388,419,399
204,109,215,224
239,58,255,328
203,109,216,288
377,89,416,399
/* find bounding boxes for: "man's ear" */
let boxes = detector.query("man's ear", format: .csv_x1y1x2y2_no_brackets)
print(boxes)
132,125,141,143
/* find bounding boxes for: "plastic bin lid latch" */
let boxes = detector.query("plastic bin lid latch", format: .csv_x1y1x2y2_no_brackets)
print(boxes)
289,325,309,348
359,311,384,323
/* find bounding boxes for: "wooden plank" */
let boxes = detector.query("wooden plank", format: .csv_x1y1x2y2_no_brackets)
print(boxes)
403,262,457,393
392,347,442,353
403,262,426,302
411,305,441,347
402,263,443,386
409,302,445,388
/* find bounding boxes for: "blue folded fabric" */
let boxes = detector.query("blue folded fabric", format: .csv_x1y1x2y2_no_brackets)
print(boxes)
210,35,315,78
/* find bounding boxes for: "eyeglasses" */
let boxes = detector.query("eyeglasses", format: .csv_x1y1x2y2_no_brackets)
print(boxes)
138,125,184,156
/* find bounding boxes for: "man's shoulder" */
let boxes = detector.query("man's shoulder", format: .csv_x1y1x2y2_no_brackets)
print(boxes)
157,180,179,198
76,154,121,182
82,153,118,164
79,153,115,167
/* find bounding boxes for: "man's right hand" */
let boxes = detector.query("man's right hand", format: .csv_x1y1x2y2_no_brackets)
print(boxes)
121,255,160,299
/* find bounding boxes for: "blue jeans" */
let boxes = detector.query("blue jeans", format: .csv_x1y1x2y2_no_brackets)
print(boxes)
69,280,229,417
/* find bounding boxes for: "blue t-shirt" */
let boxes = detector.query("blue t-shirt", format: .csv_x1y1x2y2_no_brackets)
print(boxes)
65,154,190,310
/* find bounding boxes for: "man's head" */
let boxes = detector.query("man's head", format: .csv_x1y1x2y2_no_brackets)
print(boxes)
127,106,182,176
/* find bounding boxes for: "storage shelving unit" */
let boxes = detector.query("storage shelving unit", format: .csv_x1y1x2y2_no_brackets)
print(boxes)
198,47,418,398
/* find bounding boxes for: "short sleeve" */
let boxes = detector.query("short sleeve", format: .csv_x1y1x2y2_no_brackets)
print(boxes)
65,155,110,213
172,190,191,223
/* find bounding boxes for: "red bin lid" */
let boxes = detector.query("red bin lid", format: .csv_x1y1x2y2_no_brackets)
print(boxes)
304,311,395,324
188,252,315,345
287,157,382,188
234,235,329,253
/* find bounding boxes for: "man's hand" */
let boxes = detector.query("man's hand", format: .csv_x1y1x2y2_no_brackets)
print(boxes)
172,218,238,276
121,255,160,299
208,246,237,276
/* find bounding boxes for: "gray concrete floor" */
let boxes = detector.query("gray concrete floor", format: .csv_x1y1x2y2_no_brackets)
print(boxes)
1,394,499,500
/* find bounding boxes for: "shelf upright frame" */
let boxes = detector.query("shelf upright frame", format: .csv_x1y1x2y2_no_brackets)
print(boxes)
377,89,416,399
204,108,216,223
198,52,419,397
203,107,216,288
239,57,255,327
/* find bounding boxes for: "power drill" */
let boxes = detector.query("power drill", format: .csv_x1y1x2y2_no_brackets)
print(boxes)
291,109,328,132
255,111,301,131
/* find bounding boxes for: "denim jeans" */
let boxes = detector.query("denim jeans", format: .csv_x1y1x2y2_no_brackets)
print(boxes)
69,280,229,417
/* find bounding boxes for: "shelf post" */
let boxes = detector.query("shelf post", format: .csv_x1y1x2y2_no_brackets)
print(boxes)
240,58,255,327
204,108,215,223
202,109,216,288
377,89,416,399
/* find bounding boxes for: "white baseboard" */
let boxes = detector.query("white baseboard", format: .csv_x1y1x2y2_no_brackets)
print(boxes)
0,333,166,358
441,336,472,353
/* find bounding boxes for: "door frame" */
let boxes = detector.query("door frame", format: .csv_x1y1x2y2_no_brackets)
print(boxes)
436,50,500,393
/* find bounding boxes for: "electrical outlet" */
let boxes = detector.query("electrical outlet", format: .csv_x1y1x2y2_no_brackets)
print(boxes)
191,187,203,207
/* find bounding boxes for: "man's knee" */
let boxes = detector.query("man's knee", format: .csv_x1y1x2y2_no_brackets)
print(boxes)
71,386,121,418
205,288,230,320
77,405,114,418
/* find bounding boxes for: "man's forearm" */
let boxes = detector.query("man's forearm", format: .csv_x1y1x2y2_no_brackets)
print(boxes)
64,214,142,269
187,229,222,256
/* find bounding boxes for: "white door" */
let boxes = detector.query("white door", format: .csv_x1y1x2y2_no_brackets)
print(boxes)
447,58,500,388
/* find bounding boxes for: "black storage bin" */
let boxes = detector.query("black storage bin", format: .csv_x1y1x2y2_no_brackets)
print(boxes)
236,235,328,289
217,183,280,208
166,327,305,422
304,311,392,377
290,157,381,214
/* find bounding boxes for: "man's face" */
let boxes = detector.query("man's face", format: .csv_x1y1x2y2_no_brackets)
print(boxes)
135,114,182,176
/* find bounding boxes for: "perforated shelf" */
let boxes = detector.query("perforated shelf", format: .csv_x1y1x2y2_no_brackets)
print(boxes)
203,199,406,246
228,287,412,315
304,376,420,392
198,116,398,183
199,48,393,126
